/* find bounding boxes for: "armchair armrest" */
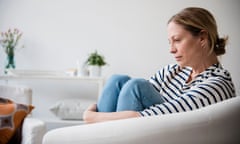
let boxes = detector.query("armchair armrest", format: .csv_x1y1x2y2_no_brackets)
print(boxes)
43,96,240,144
22,117,46,144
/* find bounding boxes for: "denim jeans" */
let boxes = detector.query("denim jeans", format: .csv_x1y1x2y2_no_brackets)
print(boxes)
97,74,164,112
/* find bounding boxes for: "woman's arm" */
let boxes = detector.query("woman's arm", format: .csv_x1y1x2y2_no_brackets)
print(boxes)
83,104,141,123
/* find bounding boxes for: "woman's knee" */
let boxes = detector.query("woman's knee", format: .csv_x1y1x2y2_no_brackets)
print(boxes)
119,78,148,95
108,74,131,85
125,78,148,89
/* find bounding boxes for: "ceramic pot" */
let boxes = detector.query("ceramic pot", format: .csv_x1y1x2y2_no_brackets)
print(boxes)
88,65,101,77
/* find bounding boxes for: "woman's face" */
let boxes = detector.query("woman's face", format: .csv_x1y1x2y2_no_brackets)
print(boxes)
167,22,203,68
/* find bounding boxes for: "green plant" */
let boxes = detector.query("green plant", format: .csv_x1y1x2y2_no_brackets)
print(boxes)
86,50,106,66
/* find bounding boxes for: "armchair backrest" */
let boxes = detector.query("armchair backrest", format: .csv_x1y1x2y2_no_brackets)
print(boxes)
0,84,32,105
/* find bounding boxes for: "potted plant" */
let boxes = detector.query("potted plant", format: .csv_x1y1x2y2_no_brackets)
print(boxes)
86,50,107,77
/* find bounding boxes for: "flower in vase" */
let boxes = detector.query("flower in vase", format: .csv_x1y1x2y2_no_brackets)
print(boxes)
0,28,24,71
0,28,24,56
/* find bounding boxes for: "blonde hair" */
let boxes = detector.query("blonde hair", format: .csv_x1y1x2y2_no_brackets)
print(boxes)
168,7,228,56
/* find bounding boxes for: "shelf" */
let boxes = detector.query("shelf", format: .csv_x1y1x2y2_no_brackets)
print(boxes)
0,69,104,82
0,69,105,97
0,75,104,81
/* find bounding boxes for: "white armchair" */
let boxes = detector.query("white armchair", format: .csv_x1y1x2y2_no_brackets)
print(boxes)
0,84,46,144
43,96,240,144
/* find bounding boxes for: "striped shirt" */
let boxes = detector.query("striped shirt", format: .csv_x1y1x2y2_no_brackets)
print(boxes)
140,63,236,116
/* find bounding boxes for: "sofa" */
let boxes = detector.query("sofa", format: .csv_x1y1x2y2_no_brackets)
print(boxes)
0,84,46,144
43,96,240,144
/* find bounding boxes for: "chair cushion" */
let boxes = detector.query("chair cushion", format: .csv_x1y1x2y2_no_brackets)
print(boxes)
0,97,34,144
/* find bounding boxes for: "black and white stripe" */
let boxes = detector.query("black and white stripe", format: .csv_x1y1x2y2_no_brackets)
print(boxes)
140,64,236,116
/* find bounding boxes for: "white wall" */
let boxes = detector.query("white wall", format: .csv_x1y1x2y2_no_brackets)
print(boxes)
0,0,240,95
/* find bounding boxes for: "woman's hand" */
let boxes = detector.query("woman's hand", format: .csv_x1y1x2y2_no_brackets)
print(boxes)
86,103,97,112
83,104,141,124
83,103,98,123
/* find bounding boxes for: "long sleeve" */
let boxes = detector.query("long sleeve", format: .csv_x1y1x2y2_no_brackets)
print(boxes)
140,64,236,116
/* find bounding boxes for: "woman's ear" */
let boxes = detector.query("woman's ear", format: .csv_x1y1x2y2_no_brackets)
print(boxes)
199,30,208,47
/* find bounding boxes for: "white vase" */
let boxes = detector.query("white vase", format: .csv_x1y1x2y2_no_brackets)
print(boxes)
88,65,101,77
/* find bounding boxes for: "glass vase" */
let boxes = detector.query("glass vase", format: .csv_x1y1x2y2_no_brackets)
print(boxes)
5,54,15,74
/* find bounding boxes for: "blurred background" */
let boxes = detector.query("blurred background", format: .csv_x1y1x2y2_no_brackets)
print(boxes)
0,0,239,94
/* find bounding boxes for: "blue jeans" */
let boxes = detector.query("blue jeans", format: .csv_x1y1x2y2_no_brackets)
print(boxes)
97,74,164,112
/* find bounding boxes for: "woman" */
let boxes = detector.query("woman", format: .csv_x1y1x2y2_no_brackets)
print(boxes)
83,7,236,123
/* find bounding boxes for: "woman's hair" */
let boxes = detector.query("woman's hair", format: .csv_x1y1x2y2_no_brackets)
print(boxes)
168,7,227,56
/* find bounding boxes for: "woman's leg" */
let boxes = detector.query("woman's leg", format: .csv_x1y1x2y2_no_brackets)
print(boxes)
116,78,164,111
97,74,131,112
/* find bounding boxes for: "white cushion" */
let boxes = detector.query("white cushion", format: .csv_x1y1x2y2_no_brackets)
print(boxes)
49,99,93,120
